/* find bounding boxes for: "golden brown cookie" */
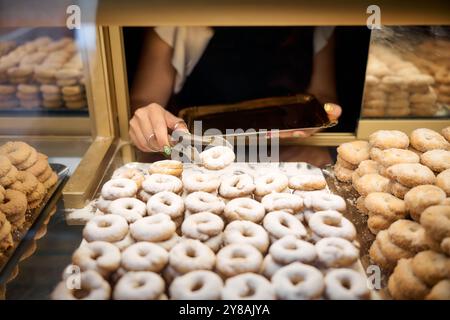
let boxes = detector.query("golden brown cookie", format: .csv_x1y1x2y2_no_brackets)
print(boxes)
387,219,430,253
0,141,32,165
426,280,450,300
386,163,435,188
336,155,358,170
367,215,392,235
420,149,450,173
334,162,353,183
337,141,370,165
353,173,390,196
389,181,411,199
436,169,450,196
0,189,27,220
0,165,18,187
420,205,450,245
377,148,420,168
410,128,450,152
404,185,446,221
369,147,383,162
389,258,429,300
364,192,406,220
411,250,450,287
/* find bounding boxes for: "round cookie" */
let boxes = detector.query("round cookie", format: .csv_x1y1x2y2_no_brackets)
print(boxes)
386,163,436,188
353,173,390,196
377,148,420,168
436,169,450,196
337,141,370,165
420,149,450,173
369,130,409,149
364,192,406,220
334,162,353,183
410,128,450,152
404,185,446,222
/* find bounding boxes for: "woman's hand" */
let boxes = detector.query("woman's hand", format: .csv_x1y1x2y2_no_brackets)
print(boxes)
276,103,342,138
129,103,188,152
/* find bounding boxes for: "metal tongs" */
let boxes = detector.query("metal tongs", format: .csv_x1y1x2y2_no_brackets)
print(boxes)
170,131,233,164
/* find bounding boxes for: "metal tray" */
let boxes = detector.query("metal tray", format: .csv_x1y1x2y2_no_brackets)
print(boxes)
0,163,69,285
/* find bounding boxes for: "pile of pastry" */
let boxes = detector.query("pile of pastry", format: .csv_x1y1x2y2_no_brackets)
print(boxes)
0,141,57,254
0,36,86,110
362,45,438,117
335,127,450,299
52,146,371,300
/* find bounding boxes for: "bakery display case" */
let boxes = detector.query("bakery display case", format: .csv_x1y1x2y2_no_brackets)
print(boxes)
0,0,449,301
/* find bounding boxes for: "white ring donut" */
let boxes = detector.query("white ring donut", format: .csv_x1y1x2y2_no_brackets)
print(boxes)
222,273,275,300
254,172,288,197
263,211,307,240
181,212,224,241
169,270,223,300
185,191,225,214
219,174,255,199
224,220,269,253
146,191,184,219
112,232,135,251
72,241,121,277
269,235,317,265
95,196,112,213
109,197,147,223
113,271,165,300
203,232,224,253
142,174,182,194
83,215,128,243
200,146,235,170
112,168,145,188
52,270,111,300
121,242,169,272
304,193,346,212
152,233,181,251
272,262,324,300
308,210,356,241
101,178,137,200
261,254,284,278
169,239,216,274
224,198,265,223
129,214,176,242
261,192,304,213
325,269,370,300
315,237,359,268
182,172,220,193
216,243,263,278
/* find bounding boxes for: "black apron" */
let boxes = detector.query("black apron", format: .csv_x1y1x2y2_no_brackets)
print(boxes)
169,27,314,115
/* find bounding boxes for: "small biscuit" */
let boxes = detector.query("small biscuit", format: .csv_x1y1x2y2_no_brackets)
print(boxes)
61,85,84,95
65,99,87,109
362,108,385,117
334,162,353,183
336,155,357,170
386,99,409,109
390,258,429,300
353,173,390,196
420,149,450,172
364,100,386,109
365,192,406,220
17,84,39,94
56,79,78,86
337,140,370,165
369,130,410,150
368,215,392,234
404,185,446,221
390,181,410,199
410,128,449,152
369,147,383,162
385,108,410,117
40,84,60,94
42,93,62,101
386,163,436,188
377,148,420,168
0,84,16,95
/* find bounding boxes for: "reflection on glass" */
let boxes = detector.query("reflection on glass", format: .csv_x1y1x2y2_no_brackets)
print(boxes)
362,26,450,118
0,28,87,114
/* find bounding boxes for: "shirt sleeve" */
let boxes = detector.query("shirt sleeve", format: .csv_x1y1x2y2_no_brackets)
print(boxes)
154,26,214,93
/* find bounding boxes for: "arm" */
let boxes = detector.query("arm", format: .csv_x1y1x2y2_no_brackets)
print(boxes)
129,28,187,152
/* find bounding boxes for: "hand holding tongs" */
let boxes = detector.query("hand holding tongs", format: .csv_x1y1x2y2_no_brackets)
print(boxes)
170,131,233,163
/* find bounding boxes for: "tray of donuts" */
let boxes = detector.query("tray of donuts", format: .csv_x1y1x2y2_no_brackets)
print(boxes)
326,126,450,300
52,146,379,300
0,141,69,284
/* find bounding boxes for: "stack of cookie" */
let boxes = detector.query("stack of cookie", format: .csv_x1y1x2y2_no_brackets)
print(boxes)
16,84,41,109
0,84,18,109
362,45,438,117
335,140,370,183
61,84,86,110
40,84,63,109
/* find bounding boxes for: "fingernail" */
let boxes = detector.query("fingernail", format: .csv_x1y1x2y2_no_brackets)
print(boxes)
163,145,171,156
324,103,333,113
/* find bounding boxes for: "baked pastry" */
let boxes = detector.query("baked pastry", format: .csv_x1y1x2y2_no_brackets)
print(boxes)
404,185,446,222
364,192,407,234
420,205,450,255
369,130,409,150
410,128,450,152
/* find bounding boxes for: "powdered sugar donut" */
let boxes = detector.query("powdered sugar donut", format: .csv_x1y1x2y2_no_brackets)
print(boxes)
121,242,168,272
146,191,184,219
315,237,359,268
169,239,216,274
308,210,356,241
95,196,112,213
254,172,288,197
101,178,137,200
325,269,370,300
182,172,220,193
224,197,265,223
261,254,284,278
289,174,327,191
263,211,307,240
305,193,346,212
149,160,183,177
223,220,269,253
216,243,263,278
222,273,275,300
72,241,121,277
200,146,235,170
169,270,223,300
109,197,147,223
142,174,182,194
113,271,165,300
83,215,128,243
129,214,176,242
181,212,224,241
185,191,225,214
203,232,224,253
261,192,304,214
270,235,317,265
219,174,255,198
272,262,324,300
112,168,145,188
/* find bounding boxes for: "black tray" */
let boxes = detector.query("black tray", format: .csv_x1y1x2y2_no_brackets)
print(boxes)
0,163,69,285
